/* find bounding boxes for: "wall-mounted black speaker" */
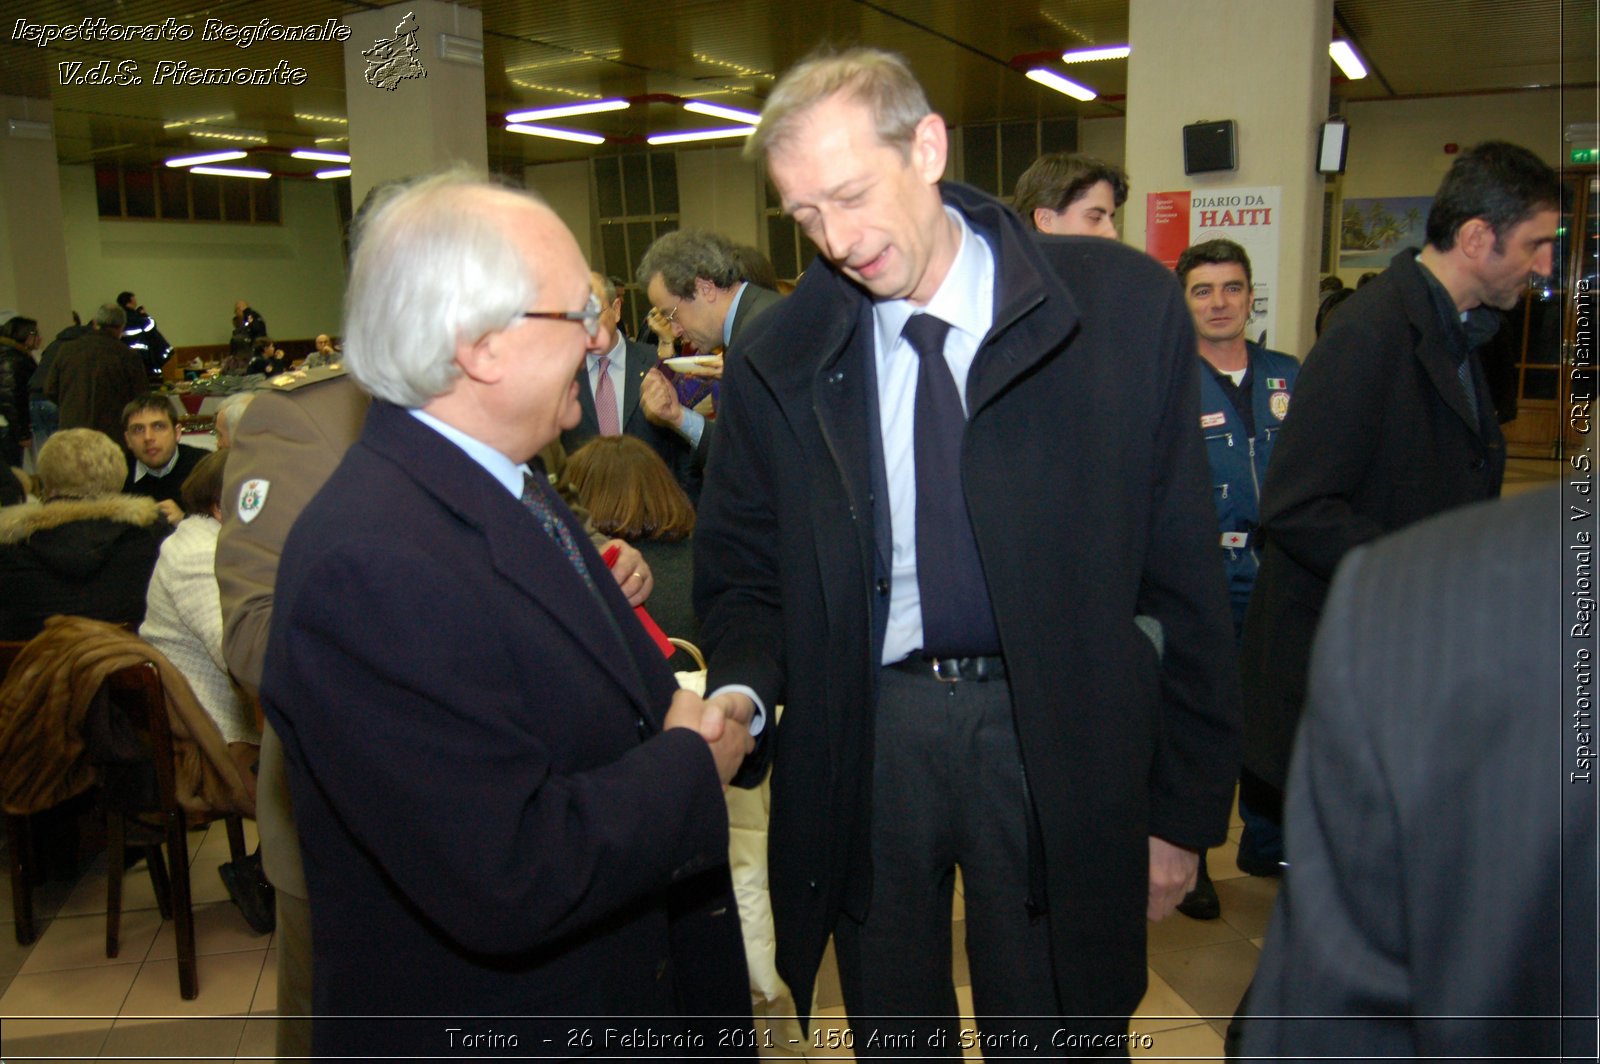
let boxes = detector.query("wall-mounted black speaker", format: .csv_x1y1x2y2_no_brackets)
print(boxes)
1318,118,1350,174
1183,119,1237,174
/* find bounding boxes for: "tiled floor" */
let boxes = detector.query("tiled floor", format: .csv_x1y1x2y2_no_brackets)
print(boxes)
0,459,1563,1061
0,803,1264,1062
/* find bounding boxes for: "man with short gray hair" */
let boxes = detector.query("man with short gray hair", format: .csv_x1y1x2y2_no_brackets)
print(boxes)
43,303,145,441
261,171,753,1057
636,229,783,463
696,45,1238,1050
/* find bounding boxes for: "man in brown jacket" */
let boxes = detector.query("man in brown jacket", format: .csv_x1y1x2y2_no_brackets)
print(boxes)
43,304,146,442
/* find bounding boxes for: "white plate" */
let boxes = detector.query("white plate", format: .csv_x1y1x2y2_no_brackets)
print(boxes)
662,356,720,371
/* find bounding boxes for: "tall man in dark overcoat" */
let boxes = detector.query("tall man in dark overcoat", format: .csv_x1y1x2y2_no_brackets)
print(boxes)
693,47,1239,1052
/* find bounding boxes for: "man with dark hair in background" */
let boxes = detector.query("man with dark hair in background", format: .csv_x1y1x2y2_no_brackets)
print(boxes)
1011,151,1129,238
1239,139,1558,886
121,394,206,524
117,290,171,372
1172,238,1300,921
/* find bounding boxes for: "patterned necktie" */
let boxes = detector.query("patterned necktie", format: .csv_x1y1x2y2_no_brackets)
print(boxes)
594,355,620,436
903,313,1001,656
520,472,595,589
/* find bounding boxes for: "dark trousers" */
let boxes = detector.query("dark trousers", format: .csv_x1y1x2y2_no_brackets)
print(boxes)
835,666,1094,1059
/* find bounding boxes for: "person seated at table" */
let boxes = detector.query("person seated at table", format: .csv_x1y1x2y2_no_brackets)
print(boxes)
121,395,205,524
245,337,287,377
220,334,252,377
0,427,168,639
563,434,700,659
303,333,340,369
140,447,260,793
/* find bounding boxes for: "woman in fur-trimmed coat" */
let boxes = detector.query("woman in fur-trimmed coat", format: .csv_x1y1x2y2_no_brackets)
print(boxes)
0,428,168,640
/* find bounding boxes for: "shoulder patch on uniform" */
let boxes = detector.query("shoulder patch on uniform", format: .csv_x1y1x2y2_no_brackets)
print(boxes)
1264,377,1288,390
1201,411,1227,429
237,479,269,523
1269,391,1291,421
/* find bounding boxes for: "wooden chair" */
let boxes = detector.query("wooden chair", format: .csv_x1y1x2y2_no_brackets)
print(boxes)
2,638,173,947
100,660,246,999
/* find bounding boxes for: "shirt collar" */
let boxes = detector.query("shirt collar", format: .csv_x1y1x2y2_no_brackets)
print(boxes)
874,206,994,351
408,408,526,499
134,446,181,481
586,330,625,368
721,281,748,349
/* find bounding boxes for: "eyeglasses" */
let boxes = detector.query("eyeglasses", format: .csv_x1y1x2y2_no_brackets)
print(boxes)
522,293,602,339
660,303,679,325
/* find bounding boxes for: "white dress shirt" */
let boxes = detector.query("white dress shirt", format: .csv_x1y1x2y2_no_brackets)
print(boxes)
873,207,996,664
585,333,627,435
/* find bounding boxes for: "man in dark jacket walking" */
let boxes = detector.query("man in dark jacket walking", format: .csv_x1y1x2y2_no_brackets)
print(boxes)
1239,141,1558,816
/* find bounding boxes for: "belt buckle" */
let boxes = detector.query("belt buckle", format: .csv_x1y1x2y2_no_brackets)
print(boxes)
930,657,963,683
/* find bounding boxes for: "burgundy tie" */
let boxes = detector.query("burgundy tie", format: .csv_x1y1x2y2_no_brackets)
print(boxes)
594,356,619,436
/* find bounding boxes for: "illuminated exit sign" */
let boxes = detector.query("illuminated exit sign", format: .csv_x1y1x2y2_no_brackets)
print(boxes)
1572,147,1599,164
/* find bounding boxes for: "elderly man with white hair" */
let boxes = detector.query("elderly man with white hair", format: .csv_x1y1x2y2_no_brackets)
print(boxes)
259,171,754,1058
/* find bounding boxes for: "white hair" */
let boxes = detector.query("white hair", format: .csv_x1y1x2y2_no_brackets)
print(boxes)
213,391,256,446
341,171,547,408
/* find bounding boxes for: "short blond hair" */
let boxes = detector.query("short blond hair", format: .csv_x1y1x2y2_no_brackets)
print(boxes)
744,46,930,163
36,429,127,500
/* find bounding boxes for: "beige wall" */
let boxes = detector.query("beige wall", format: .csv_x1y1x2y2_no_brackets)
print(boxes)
58,165,347,346
525,160,594,262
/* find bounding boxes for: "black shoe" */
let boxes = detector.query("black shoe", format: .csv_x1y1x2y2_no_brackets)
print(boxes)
1235,852,1284,878
218,851,276,934
1177,860,1221,920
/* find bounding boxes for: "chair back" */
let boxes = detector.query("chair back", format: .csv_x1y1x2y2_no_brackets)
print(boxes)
103,662,183,823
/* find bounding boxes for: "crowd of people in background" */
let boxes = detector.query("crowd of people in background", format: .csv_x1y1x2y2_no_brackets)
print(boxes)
0,45,1585,1061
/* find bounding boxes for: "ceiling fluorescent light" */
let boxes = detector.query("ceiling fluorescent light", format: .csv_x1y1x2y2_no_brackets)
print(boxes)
505,99,629,123
316,169,352,180
505,123,607,146
647,127,757,146
7,118,54,140
291,149,352,163
190,130,267,143
683,101,761,124
1329,40,1367,79
1059,45,1130,63
438,33,482,66
1025,68,1097,102
165,150,247,167
190,166,271,179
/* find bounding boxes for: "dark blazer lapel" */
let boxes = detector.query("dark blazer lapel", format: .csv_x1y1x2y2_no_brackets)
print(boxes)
1396,263,1486,439
361,403,654,718
621,339,650,430
571,360,599,437
944,184,1081,416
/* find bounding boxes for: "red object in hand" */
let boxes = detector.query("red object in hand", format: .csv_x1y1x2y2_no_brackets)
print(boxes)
602,544,674,658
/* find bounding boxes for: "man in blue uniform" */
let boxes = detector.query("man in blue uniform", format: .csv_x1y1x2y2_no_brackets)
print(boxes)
1174,238,1298,918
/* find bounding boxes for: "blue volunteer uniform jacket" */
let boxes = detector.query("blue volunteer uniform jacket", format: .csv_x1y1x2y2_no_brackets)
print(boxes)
1199,341,1299,628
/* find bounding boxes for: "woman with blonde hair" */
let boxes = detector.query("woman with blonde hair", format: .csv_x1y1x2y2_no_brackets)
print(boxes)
0,428,166,639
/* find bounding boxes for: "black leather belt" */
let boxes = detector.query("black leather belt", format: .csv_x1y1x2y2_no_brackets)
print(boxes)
887,655,1007,683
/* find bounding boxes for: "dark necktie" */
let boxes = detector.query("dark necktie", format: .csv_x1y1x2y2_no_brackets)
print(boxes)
520,472,595,590
594,355,620,436
903,313,1000,656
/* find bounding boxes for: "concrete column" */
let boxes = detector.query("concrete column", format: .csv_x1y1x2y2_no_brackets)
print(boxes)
0,96,72,328
1124,0,1332,356
342,1,488,208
